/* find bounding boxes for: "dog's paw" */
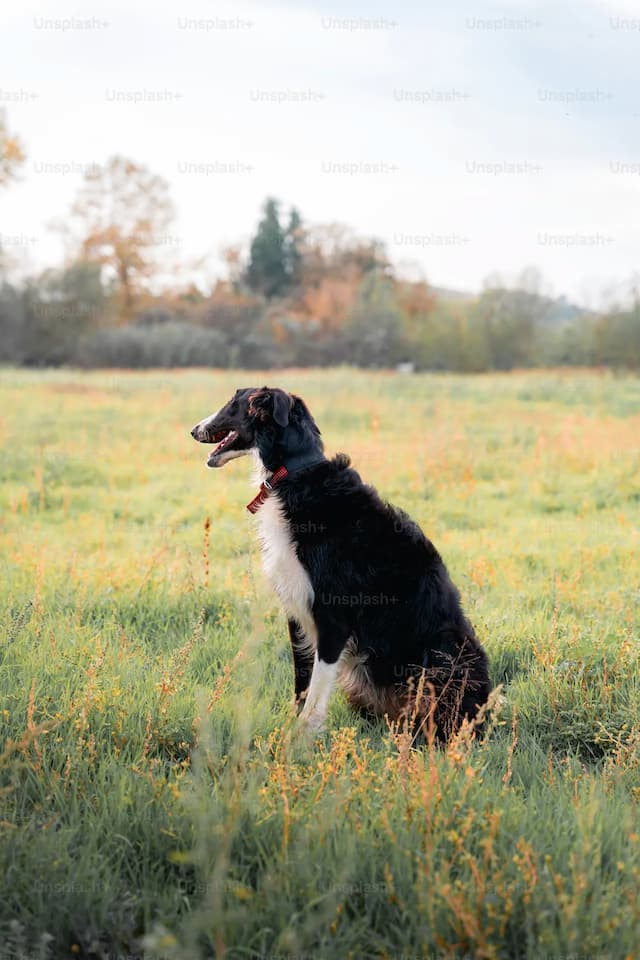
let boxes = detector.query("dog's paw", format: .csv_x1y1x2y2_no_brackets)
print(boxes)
298,707,326,736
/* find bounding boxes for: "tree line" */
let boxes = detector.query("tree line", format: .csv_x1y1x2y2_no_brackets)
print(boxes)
1,138,638,370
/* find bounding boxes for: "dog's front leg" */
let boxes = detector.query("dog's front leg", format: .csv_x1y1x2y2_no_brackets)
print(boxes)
287,618,314,711
298,652,340,732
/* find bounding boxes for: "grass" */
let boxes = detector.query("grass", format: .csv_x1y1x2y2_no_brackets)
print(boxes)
1,366,639,960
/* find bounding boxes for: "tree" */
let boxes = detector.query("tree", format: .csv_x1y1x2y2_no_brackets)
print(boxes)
221,245,244,291
284,206,303,287
343,271,404,367
64,155,175,319
592,300,640,368
200,281,263,366
245,198,306,299
282,223,389,338
0,110,25,188
395,280,436,345
293,223,387,289
0,281,24,362
20,262,107,365
245,198,289,298
470,286,549,369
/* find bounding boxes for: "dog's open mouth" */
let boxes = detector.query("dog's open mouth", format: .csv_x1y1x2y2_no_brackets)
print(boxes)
206,429,244,467
212,429,237,453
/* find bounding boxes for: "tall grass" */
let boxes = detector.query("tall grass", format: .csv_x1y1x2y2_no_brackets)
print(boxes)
1,368,639,958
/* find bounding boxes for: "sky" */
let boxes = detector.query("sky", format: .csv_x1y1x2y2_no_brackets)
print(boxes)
1,0,639,308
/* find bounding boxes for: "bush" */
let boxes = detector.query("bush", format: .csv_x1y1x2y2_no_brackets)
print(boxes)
0,263,106,366
133,306,175,326
75,322,229,368
0,282,25,362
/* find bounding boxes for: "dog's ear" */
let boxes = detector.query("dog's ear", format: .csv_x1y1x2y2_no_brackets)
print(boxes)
289,394,313,422
248,388,292,428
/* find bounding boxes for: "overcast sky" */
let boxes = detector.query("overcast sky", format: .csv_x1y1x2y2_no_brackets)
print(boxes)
1,0,639,307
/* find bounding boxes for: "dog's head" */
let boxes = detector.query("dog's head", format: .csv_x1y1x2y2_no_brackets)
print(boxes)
191,386,322,470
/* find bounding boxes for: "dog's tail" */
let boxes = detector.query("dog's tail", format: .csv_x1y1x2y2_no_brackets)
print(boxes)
332,452,352,469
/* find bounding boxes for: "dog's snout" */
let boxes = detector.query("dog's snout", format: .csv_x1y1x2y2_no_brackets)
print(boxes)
191,425,203,440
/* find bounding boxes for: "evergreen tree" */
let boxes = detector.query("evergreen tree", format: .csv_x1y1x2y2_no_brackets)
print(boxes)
284,207,303,287
245,198,289,298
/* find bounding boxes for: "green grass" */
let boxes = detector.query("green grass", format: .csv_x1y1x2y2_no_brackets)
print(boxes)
1,367,639,959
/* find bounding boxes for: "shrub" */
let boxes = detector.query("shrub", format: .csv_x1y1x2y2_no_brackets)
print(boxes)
74,322,229,368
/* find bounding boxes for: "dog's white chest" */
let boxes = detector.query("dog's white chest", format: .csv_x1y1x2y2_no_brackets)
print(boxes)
255,495,315,632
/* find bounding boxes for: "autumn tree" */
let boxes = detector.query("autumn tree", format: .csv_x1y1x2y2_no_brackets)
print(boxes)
0,111,26,273
221,245,244,291
292,223,387,289
395,281,436,338
0,110,25,188
65,155,175,319
284,224,388,336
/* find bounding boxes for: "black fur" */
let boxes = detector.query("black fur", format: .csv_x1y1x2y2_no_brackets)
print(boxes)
192,387,491,740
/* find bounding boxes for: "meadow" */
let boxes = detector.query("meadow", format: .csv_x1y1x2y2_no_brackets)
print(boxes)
1,366,639,960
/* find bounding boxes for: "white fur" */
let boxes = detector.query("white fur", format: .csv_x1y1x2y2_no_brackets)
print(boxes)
193,409,220,437
208,448,248,468
254,488,317,654
299,655,339,731
251,452,317,658
251,452,362,727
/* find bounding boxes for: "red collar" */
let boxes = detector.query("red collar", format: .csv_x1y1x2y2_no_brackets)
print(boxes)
246,465,289,514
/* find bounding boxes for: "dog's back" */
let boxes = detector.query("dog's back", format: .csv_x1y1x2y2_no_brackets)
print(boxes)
275,453,491,738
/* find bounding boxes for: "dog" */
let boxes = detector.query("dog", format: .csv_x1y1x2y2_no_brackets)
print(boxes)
191,387,491,739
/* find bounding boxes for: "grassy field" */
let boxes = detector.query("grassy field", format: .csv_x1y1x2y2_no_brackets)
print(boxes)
1,367,639,960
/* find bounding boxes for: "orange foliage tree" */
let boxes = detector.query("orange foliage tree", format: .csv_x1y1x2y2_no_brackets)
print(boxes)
0,110,25,188
284,223,389,336
65,155,175,320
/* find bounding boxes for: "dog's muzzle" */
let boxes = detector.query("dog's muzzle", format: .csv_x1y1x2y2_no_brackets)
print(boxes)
191,424,210,442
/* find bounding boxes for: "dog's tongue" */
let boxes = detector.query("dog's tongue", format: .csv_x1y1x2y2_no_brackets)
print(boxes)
211,430,238,457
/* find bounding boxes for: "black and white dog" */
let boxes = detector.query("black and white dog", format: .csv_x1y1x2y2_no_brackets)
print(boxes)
191,387,491,739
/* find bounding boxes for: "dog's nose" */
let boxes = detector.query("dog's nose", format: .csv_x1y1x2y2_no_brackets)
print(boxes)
191,425,200,439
